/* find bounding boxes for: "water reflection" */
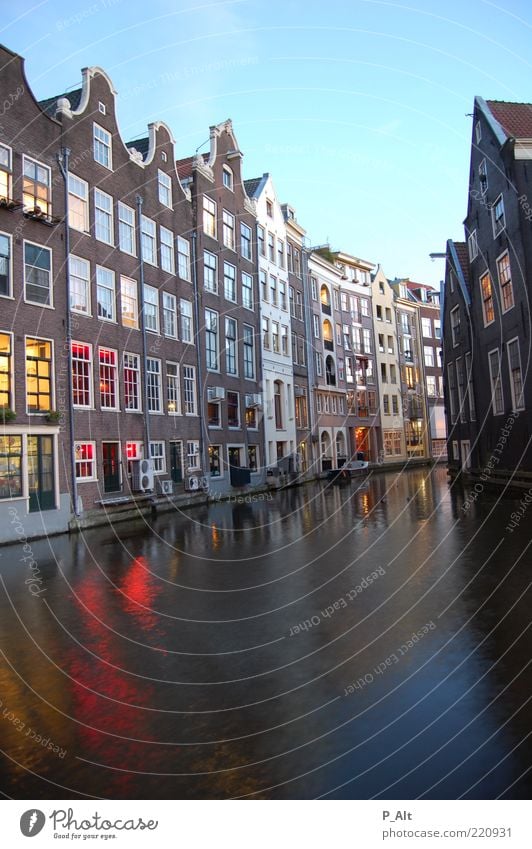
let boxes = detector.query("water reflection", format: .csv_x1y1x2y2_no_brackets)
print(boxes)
1,467,531,799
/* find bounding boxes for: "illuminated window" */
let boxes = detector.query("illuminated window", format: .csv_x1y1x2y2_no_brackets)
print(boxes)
72,342,92,408
26,337,52,413
23,155,51,215
99,347,118,410
75,442,96,481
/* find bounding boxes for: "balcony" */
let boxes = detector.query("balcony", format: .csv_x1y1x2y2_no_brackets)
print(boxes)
321,302,331,316
324,339,334,351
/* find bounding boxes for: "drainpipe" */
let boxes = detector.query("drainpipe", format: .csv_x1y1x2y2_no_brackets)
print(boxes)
57,147,80,517
135,195,151,455
191,229,207,476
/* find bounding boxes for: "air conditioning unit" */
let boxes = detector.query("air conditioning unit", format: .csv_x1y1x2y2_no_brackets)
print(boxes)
245,393,262,408
208,386,226,401
185,475,201,492
131,459,154,493
159,479,174,496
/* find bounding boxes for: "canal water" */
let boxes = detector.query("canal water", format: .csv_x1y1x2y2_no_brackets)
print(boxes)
1,466,531,800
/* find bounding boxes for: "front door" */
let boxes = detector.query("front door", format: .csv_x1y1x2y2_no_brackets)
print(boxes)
170,441,183,483
103,442,121,492
28,435,55,512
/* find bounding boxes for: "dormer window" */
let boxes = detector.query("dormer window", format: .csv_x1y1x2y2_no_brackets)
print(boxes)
98,101,106,115
222,166,233,191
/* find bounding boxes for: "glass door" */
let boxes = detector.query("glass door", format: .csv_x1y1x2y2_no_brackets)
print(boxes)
28,435,55,512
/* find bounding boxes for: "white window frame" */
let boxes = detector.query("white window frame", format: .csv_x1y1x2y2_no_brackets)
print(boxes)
240,222,252,260
183,365,197,415
68,173,89,232
242,271,253,310
141,215,157,266
75,441,97,482
0,231,12,299
225,316,238,376
120,276,139,329
492,194,506,237
72,341,93,409
123,352,141,412
224,261,237,302
507,337,525,412
222,209,236,250
149,441,166,474
203,195,217,238
205,308,219,372
467,229,478,262
488,348,504,416
180,299,193,343
118,202,136,256
162,291,177,338
24,240,52,308
94,188,114,245
146,357,162,413
69,254,91,315
204,250,217,293
166,362,181,415
96,265,115,322
143,285,159,334
177,236,191,281
158,169,172,208
99,346,119,411
160,226,175,274
93,123,112,169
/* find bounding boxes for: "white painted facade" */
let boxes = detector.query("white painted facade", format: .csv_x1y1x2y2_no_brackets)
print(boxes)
371,266,406,462
248,175,297,470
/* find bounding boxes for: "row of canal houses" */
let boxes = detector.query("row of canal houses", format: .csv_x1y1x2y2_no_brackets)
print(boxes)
0,44,444,541
442,98,532,486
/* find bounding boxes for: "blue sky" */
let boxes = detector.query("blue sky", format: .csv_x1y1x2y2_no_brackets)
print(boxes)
2,0,532,286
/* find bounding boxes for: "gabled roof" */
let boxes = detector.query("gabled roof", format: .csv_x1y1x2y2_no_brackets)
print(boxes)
486,100,532,139
126,137,149,157
243,177,263,198
175,154,208,180
38,88,82,116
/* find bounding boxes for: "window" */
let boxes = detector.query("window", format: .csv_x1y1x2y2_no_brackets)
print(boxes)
289,286,295,318
475,120,482,143
205,309,219,371
143,285,159,333
478,158,488,194
187,440,200,469
241,223,252,260
492,194,505,237
381,362,387,383
361,299,369,318
120,276,138,329
23,155,51,215
488,349,504,415
146,358,162,412
126,441,143,474
262,317,270,350
141,216,156,265
162,292,177,338
426,375,437,397
383,394,390,414
456,358,466,422
222,210,235,250
260,270,268,302
166,362,181,414
293,248,301,277
269,275,277,306
281,325,289,356
222,166,233,190
68,174,88,231
363,329,372,353
378,333,385,353
507,338,524,411
158,169,172,207
99,347,118,410
98,101,106,115
257,225,265,257
272,321,279,353
203,196,216,238
0,436,22,499
388,336,394,354
124,353,141,411
93,123,112,169
118,203,135,255
225,317,237,375
295,388,308,429
248,445,259,470
160,226,175,273
392,395,399,415
72,342,92,408
180,299,193,343
242,272,253,310
333,289,340,311
424,346,434,368
311,277,318,301
243,325,255,379
227,391,240,427
203,251,217,293
434,320,441,339
497,252,514,312
149,441,166,474
75,442,96,481
277,239,285,268
0,233,11,298
224,262,236,302
279,280,287,310
208,396,221,427
465,352,475,421
94,189,113,244
177,236,191,280
268,232,275,262
24,242,51,306
0,333,12,408
480,271,494,325
26,338,52,413
390,364,397,384
96,266,115,322
313,314,320,339
209,445,222,477
0,144,11,201
385,307,392,323
468,229,478,261
421,317,432,338
315,351,323,377
69,255,90,314
266,199,273,217
274,381,283,429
